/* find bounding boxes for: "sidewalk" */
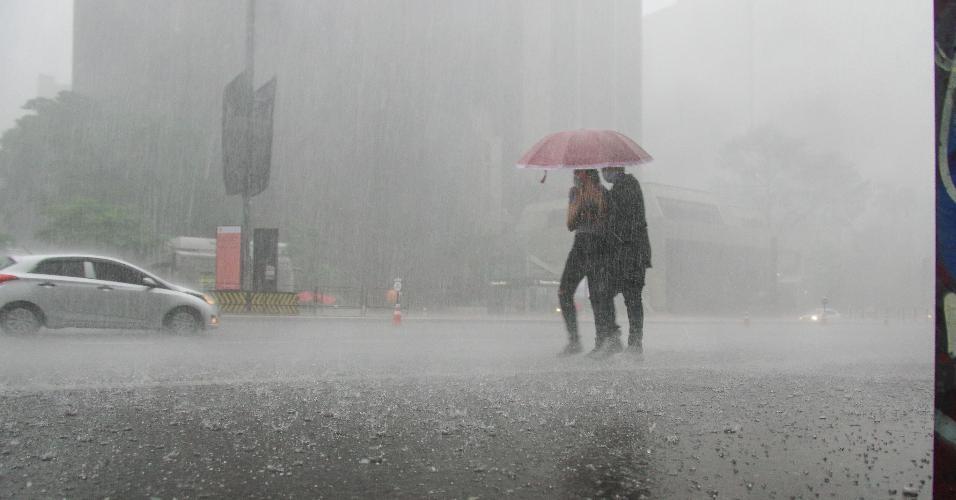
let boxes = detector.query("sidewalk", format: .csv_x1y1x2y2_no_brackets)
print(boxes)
221,309,897,325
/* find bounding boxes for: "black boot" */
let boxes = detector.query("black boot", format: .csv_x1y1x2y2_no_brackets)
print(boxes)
588,334,623,358
558,336,583,357
626,333,644,358
602,335,624,356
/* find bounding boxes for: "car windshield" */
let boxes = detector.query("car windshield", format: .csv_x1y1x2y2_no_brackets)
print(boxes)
0,256,13,270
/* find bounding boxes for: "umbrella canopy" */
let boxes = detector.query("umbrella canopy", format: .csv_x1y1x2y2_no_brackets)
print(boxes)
517,129,653,170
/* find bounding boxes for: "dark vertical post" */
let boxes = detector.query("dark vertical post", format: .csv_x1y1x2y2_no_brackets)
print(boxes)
748,0,756,129
769,235,778,311
361,284,367,316
252,228,278,292
241,0,256,291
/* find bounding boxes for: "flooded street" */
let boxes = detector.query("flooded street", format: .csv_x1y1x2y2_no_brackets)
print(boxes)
0,0,940,497
0,316,932,499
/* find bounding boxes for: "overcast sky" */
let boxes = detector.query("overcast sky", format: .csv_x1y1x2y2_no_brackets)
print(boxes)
0,0,73,133
640,0,933,191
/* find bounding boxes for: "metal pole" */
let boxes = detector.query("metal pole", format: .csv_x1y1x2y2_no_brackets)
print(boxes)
241,0,256,291
749,0,755,130
242,196,251,291
245,0,255,85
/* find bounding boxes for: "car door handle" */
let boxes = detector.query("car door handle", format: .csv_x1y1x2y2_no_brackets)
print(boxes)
38,282,56,288
98,285,113,291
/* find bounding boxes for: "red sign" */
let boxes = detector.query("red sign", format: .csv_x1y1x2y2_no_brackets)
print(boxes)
216,226,242,290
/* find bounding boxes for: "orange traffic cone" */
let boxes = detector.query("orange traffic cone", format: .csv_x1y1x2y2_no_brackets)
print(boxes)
392,303,402,326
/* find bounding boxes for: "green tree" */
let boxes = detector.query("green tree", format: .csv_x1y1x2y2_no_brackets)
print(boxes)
0,92,233,250
716,127,870,234
715,127,872,309
34,198,159,258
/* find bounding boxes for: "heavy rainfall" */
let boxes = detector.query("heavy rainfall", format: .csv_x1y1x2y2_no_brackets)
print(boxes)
0,1,934,499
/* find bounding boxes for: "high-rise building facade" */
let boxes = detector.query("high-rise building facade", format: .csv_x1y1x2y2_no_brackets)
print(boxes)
72,0,643,305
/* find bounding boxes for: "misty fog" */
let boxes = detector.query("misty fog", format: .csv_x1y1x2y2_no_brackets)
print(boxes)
0,2,938,498
0,0,932,318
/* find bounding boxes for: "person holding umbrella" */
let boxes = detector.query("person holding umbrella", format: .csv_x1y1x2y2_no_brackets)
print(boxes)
517,129,653,358
556,169,618,356
602,166,652,357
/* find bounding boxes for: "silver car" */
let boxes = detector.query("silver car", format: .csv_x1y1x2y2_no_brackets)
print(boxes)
0,254,219,335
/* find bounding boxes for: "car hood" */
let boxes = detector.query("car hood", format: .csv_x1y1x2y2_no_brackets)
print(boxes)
165,282,204,297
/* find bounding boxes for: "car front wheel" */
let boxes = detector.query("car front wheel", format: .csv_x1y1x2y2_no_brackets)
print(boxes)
164,307,202,335
0,305,42,335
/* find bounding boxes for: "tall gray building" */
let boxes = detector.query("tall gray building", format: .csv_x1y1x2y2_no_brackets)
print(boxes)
72,0,643,306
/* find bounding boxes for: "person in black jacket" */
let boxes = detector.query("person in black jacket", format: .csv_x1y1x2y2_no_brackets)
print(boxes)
601,166,652,356
556,169,619,357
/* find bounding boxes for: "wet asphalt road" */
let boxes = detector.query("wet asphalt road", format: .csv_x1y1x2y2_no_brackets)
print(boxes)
0,315,934,499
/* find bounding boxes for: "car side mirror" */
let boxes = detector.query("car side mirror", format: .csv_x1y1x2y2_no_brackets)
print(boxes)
142,277,158,288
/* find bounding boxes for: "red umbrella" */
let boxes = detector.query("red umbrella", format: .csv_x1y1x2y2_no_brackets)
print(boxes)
517,129,653,170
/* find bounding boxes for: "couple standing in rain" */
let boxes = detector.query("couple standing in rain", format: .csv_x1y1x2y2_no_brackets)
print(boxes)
517,129,653,359
558,166,651,358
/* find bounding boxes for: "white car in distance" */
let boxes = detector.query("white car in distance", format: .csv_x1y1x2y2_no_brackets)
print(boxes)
0,254,218,335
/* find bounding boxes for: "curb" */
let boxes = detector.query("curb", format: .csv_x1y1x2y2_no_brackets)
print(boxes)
219,314,903,325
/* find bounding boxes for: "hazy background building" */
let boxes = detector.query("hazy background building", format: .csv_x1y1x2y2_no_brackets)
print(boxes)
68,0,645,307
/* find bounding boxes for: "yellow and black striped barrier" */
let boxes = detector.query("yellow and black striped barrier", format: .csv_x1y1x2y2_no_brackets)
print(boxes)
211,291,299,315
214,292,246,306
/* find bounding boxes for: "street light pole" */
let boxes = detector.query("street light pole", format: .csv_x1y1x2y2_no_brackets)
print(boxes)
241,0,256,291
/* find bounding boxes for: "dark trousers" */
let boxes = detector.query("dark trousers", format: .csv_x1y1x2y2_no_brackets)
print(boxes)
611,243,647,345
558,233,616,341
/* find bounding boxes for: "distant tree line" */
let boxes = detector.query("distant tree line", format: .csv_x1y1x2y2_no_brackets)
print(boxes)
715,126,930,312
0,92,233,261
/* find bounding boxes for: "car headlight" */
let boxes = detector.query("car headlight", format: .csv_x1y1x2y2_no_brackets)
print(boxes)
187,292,216,305
810,315,819,321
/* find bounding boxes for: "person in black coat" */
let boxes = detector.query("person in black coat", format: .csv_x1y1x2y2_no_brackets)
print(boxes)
601,166,652,356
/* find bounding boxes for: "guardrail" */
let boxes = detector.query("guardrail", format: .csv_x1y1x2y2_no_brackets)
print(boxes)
211,291,299,315
836,306,933,322
208,286,411,316
297,286,409,315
